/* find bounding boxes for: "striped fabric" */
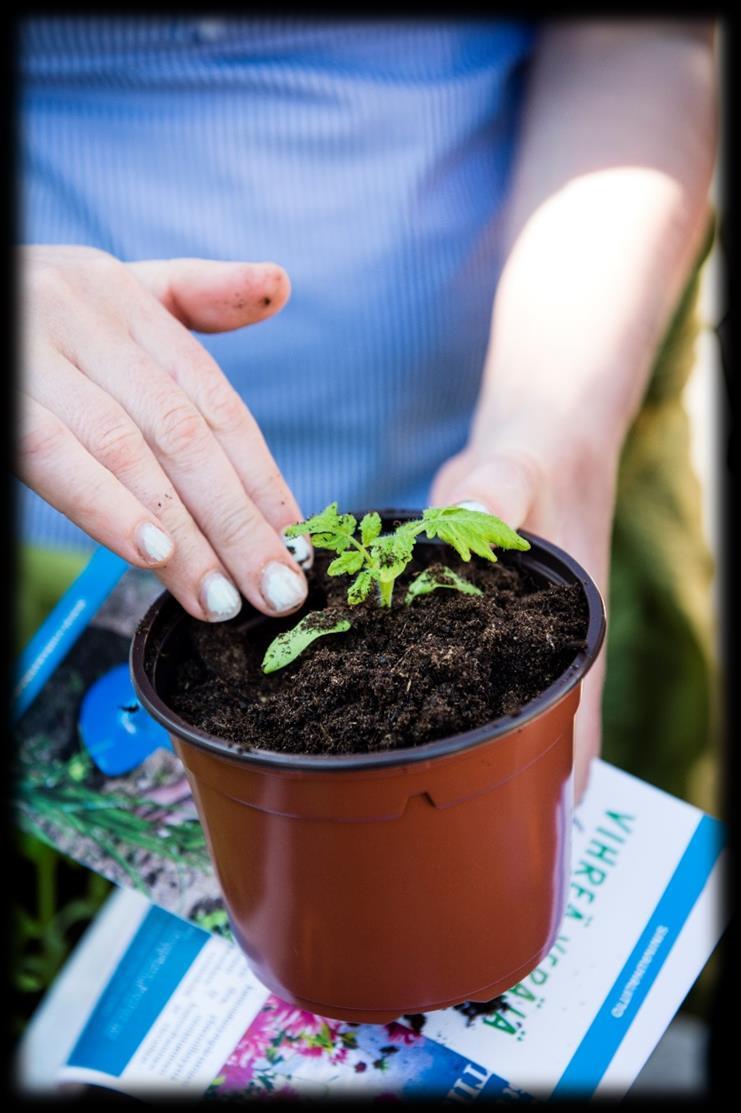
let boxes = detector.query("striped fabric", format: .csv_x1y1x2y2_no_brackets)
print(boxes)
18,17,536,549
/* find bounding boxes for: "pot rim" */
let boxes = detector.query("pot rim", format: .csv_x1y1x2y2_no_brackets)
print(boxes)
130,516,606,772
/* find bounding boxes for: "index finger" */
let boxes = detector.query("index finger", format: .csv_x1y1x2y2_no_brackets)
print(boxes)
129,291,311,555
127,258,291,332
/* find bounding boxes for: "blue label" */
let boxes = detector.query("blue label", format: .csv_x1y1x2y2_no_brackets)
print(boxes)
14,547,128,719
67,906,208,1077
551,813,725,1099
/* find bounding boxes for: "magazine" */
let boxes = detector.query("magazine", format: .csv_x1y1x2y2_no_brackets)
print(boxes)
13,549,728,1100
15,556,227,936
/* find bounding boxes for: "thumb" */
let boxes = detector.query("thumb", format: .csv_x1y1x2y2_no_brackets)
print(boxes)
430,450,541,530
127,257,291,333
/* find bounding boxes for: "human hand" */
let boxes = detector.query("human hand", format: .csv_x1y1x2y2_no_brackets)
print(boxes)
18,245,312,622
431,428,615,804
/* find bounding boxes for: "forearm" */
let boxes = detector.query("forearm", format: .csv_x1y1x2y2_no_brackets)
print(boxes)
472,20,718,470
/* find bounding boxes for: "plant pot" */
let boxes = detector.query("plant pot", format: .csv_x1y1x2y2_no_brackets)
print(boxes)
130,512,605,1024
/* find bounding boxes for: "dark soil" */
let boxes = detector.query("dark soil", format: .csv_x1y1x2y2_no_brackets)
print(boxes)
170,546,588,757
452,995,511,1026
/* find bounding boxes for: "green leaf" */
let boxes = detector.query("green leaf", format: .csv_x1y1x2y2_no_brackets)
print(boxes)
16,971,47,993
283,502,357,552
262,614,351,674
347,570,375,605
370,528,416,582
420,506,530,562
327,550,365,576
194,907,231,933
360,511,382,546
67,752,91,783
405,567,483,603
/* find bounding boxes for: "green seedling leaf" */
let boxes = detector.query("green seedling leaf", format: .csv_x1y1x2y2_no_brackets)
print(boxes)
327,550,365,576
405,566,483,604
348,569,375,604
262,614,351,674
284,502,358,552
368,528,417,606
370,529,416,582
420,506,530,562
360,511,382,546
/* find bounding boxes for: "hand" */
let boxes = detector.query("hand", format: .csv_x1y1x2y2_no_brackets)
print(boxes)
18,245,312,622
431,428,616,804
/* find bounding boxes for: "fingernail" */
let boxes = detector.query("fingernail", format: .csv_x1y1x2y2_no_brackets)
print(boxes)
281,530,313,569
200,571,242,622
457,500,489,514
136,522,174,564
261,561,307,613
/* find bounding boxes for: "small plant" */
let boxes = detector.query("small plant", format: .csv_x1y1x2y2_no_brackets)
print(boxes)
403,566,484,604
262,615,351,675
262,504,529,674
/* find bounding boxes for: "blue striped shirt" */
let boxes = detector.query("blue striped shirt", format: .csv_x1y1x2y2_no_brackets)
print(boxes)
19,18,536,549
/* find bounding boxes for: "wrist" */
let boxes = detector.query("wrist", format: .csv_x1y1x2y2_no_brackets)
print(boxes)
467,407,621,499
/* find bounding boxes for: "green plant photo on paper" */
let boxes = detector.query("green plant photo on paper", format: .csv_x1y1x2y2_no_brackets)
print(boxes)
263,503,530,674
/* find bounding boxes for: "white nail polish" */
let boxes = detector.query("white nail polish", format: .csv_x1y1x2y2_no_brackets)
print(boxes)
261,561,307,613
281,531,314,569
136,522,174,564
457,500,489,514
201,572,242,621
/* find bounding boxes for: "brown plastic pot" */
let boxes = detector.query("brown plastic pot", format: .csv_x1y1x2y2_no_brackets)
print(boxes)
130,513,605,1024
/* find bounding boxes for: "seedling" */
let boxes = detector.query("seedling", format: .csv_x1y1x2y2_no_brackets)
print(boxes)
262,615,351,675
403,566,484,604
262,504,529,673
